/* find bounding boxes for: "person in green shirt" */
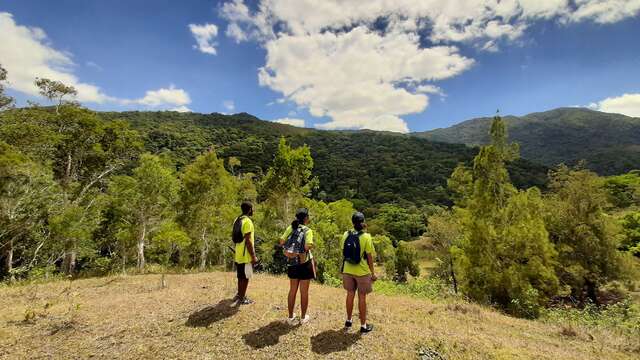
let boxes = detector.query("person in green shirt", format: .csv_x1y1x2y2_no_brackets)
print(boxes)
233,201,257,305
279,208,315,325
340,212,377,333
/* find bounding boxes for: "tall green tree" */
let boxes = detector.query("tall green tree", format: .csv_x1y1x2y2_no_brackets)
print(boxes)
34,77,77,115
545,165,633,304
0,65,14,110
180,150,238,270
108,154,180,271
426,209,463,293
261,137,315,226
0,142,57,280
451,116,559,317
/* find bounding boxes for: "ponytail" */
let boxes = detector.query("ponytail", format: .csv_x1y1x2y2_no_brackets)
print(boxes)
291,219,300,230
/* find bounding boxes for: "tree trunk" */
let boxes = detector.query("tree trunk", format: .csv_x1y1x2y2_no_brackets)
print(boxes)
121,248,127,275
137,224,146,272
6,239,14,282
199,230,208,271
64,153,72,186
585,278,600,306
449,257,458,294
62,250,77,276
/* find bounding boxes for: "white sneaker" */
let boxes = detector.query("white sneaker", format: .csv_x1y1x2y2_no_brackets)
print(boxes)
300,315,310,324
287,316,298,325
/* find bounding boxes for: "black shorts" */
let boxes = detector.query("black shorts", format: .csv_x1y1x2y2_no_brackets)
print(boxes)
287,260,314,280
236,262,253,280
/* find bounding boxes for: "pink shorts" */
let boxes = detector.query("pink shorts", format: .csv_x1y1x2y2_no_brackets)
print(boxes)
342,274,373,294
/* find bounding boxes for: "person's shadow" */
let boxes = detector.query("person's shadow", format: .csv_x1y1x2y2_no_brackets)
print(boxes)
186,299,239,328
311,329,361,354
242,321,300,349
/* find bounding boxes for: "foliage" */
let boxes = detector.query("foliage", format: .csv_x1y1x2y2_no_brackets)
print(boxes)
368,204,425,243
620,212,640,256
390,241,420,282
0,64,14,110
545,165,635,303
451,116,559,318
426,209,463,291
604,171,640,208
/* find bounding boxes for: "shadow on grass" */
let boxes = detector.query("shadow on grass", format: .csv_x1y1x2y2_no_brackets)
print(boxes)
242,320,300,349
185,299,239,328
311,329,361,354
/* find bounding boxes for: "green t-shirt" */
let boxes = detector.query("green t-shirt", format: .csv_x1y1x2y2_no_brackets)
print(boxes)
234,217,255,264
281,225,314,259
340,231,375,276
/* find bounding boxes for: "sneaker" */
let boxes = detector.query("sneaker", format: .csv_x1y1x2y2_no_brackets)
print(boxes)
344,319,353,328
300,315,310,325
287,316,298,325
360,324,374,334
238,297,254,305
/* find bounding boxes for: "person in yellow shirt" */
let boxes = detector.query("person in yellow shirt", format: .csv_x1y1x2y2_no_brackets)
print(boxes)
233,201,257,305
340,212,376,333
279,208,315,325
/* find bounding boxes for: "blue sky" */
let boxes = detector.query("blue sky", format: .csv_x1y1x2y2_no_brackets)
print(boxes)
1,0,640,132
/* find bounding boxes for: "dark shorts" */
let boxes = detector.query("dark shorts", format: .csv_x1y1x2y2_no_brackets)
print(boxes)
236,262,253,280
287,260,314,280
342,274,373,294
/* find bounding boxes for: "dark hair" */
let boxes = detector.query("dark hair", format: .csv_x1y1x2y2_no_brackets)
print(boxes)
352,211,365,231
240,201,253,215
292,208,309,229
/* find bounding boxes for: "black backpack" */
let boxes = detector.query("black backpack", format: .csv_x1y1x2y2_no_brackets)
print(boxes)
283,226,308,265
231,216,246,244
343,230,363,265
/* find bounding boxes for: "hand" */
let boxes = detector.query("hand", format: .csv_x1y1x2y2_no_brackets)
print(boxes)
251,256,258,265
371,274,378,282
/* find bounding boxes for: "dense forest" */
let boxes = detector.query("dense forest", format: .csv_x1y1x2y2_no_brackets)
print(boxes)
99,110,548,208
416,107,640,175
1,70,639,320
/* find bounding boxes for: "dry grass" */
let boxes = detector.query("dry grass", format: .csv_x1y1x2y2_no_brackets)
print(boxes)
0,272,638,359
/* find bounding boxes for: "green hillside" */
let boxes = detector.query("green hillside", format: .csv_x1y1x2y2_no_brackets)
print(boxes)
415,108,640,175
99,111,548,207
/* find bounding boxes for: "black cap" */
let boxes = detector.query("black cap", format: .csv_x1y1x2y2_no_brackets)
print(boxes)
351,212,365,224
295,208,309,221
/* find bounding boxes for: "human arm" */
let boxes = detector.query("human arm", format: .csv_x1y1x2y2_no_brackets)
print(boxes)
245,232,257,264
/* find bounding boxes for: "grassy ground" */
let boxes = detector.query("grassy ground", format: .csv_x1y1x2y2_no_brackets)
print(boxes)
0,272,638,360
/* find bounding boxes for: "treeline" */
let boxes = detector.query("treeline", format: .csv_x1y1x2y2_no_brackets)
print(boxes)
0,70,423,284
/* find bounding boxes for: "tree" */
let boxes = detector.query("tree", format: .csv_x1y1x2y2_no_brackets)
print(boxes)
108,154,180,271
451,116,559,317
426,209,463,293
261,137,315,226
391,241,420,282
180,150,237,270
0,64,14,110
0,142,57,280
370,204,425,243
620,212,640,256
35,77,77,114
545,165,633,304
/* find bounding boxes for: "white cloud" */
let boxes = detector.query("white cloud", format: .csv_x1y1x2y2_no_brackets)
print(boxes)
416,85,445,97
170,105,192,113
591,93,640,117
274,117,305,127
189,23,218,55
220,0,640,132
0,12,192,111
85,61,103,71
0,12,112,103
125,85,191,107
223,99,235,112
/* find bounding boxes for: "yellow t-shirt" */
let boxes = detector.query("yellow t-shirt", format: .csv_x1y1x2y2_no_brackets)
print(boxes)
340,231,375,276
281,225,314,260
234,217,255,264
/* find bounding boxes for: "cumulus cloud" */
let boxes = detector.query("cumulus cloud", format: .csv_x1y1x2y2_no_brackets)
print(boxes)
171,105,192,113
0,12,192,110
223,100,235,112
220,0,640,132
189,23,218,55
274,117,305,127
591,93,640,117
0,12,113,103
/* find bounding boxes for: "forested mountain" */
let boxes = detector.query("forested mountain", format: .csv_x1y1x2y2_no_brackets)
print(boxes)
99,111,548,208
415,108,640,175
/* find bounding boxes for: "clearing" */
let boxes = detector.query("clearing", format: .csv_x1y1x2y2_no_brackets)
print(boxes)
0,272,637,359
